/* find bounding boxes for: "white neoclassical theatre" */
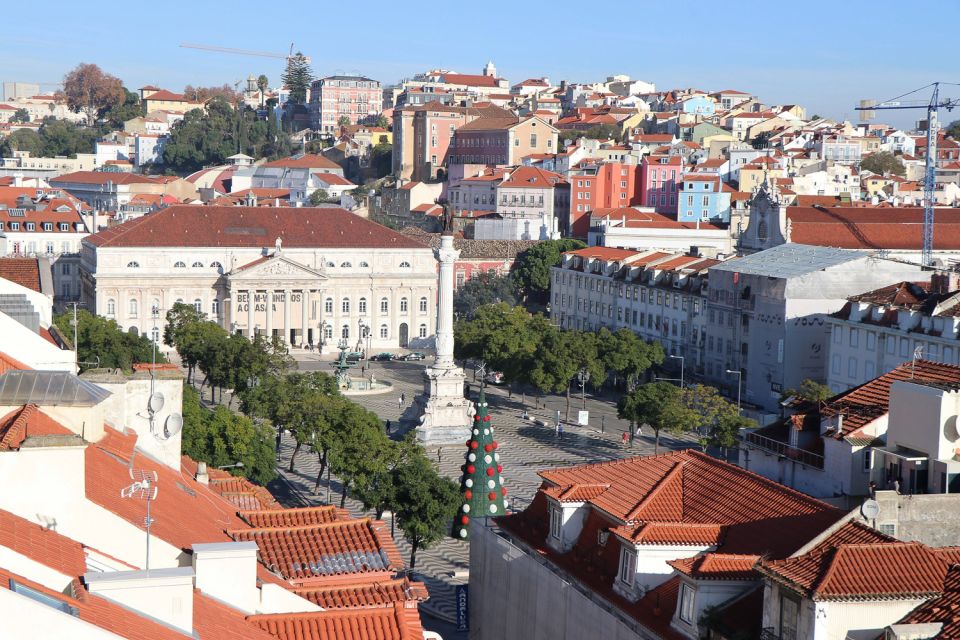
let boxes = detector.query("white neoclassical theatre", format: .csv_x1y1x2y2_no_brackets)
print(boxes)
80,205,438,353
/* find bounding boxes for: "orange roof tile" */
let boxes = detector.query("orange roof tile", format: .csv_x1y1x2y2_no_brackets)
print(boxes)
0,508,87,577
0,351,30,375
292,576,429,609
564,246,640,261
893,565,960,635
0,258,42,292
262,154,341,170
0,405,75,450
668,553,760,581
786,206,960,250
239,506,348,528
249,603,425,640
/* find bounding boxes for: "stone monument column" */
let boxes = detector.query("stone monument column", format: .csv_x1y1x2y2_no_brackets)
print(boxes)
416,228,472,445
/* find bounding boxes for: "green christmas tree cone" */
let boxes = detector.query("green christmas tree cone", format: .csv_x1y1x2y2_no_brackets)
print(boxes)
452,390,507,540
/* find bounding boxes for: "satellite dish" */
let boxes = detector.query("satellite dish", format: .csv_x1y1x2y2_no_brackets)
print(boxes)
149,392,165,414
163,413,184,439
861,499,880,521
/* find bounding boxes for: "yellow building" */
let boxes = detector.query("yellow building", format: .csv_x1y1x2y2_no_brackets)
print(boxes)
139,86,203,114
739,160,785,193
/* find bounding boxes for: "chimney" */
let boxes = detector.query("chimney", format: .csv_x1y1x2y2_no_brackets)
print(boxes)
931,272,960,295
192,542,259,613
195,461,209,484
85,568,194,634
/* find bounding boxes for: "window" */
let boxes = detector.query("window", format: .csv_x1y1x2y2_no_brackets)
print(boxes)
325,298,333,314
340,261,352,268
617,547,636,585
174,261,186,268
342,298,350,314
192,261,204,268
359,297,367,313
46,242,54,254
127,261,140,268
323,324,333,340
106,299,116,316
678,583,696,623
879,523,897,536
550,507,562,539
210,261,222,270
863,448,873,471
380,298,389,314
419,297,428,313
399,261,411,268
211,299,220,316
26,222,35,231
341,324,350,339
850,328,859,348
779,594,799,640
129,299,138,317
359,261,369,268
193,298,202,313
832,354,841,374
866,332,876,351
380,324,388,339
418,323,427,338
400,298,409,313
151,327,160,344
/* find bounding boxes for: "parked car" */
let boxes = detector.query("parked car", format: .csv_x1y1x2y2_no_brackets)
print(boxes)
346,351,365,362
485,371,505,385
401,352,426,361
371,352,395,361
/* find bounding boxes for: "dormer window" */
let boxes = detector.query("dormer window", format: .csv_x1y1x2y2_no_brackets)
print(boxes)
617,546,636,586
43,222,53,231
549,506,562,539
678,582,696,623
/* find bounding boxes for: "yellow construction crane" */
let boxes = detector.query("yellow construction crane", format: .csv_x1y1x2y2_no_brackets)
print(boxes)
180,42,311,64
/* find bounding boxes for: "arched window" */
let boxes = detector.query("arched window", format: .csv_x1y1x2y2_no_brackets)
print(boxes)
211,299,220,316
341,324,350,339
176,298,184,305
341,298,350,314
126,261,140,268
340,261,352,268
359,297,367,313
193,298,202,313
129,299,138,317
399,261,411,268
419,297,428,313
323,324,333,339
151,327,160,344
174,261,186,268
151,299,160,317
359,261,369,268
326,261,336,268
210,261,222,270
106,299,116,316
400,298,408,313
418,323,427,338
380,324,388,339
192,261,204,268
380,298,388,313
325,298,333,314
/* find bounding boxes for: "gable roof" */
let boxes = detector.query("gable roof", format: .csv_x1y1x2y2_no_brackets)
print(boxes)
892,565,960,637
0,404,76,450
786,206,960,250
291,576,429,609
0,258,41,292
49,172,165,186
249,603,425,640
84,205,428,250
499,166,566,188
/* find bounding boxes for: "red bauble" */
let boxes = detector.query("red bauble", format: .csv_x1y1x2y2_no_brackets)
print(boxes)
486,467,494,476
483,415,490,422
492,441,499,449
484,444,493,452
474,415,480,421
488,492,496,500
467,465,476,474
501,487,508,496
464,490,473,499
470,441,479,449
497,464,503,473
461,515,469,525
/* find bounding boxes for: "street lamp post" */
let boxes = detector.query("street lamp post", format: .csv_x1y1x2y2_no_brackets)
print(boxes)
726,369,742,413
319,320,329,351
669,354,685,389
577,367,590,410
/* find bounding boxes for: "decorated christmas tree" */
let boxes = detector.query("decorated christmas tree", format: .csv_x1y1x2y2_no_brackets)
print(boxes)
453,390,507,539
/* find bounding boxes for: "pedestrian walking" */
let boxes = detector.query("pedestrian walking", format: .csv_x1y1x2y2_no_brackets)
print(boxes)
385,419,391,433
437,448,442,464
558,422,564,440
398,395,403,409
361,364,365,375
622,431,629,447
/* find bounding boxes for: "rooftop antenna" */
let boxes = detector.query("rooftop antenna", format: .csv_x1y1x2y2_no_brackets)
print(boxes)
120,469,158,572
912,344,924,378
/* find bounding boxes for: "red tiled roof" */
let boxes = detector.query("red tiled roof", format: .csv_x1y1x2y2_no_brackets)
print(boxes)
499,166,565,189
564,246,641,261
292,576,429,609
457,115,521,131
0,508,87,577
441,73,499,87
239,506,348,528
249,603,425,640
143,89,194,102
0,351,30,375
228,518,402,580
786,206,960,250
893,565,960,636
542,483,610,503
262,154,341,170
668,553,760,581
0,257,41,292
0,405,75,450
49,171,165,186
84,205,428,250
312,172,355,186
615,522,724,546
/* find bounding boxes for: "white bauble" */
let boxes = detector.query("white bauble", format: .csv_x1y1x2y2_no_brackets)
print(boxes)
462,504,470,513
465,479,473,488
459,529,467,538
487,480,496,489
484,455,492,464
473,429,479,436
489,504,498,513
494,453,500,462
483,429,489,436
468,453,476,462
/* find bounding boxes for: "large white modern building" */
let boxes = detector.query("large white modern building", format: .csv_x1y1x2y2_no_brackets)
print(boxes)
80,205,438,352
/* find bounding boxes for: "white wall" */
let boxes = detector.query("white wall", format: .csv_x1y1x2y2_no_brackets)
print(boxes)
888,382,959,461
0,588,123,640
0,313,75,372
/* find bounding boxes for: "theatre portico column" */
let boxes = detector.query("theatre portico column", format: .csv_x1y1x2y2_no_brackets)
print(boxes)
246,289,255,339
283,289,291,345
265,289,273,340
301,289,309,346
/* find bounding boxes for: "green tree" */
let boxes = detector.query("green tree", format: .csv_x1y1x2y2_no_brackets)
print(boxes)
372,114,389,129
946,120,960,140
529,327,581,420
164,302,208,382
58,62,124,126
257,75,269,108
327,401,392,508
38,119,99,157
351,436,416,519
860,151,906,177
0,129,43,157
597,327,664,388
53,309,165,373
454,303,544,391
309,189,332,205
559,124,621,146
617,382,697,453
183,84,240,103
281,52,313,105
370,142,392,179
102,88,142,130
393,448,460,568
512,239,586,307
679,384,750,452
180,385,276,484
337,115,351,127
781,379,833,404
10,108,30,124
453,272,517,319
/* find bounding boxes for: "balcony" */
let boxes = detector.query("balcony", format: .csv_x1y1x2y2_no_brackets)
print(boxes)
741,431,825,469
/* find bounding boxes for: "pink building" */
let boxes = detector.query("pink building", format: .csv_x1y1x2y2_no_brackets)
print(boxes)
309,75,383,133
640,154,683,214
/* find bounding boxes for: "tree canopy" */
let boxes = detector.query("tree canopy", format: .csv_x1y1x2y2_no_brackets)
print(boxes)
781,378,833,404
0,119,100,159
861,151,906,177
511,239,586,307
102,88,142,130
183,84,241,103
392,449,460,568
559,124,621,145
617,381,697,452
947,120,960,140
53,309,165,373
453,271,517,319
281,53,313,105
58,62,124,126
10,108,29,124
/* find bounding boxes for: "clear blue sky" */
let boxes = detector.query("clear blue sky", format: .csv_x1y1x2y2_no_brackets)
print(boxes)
5,0,959,128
